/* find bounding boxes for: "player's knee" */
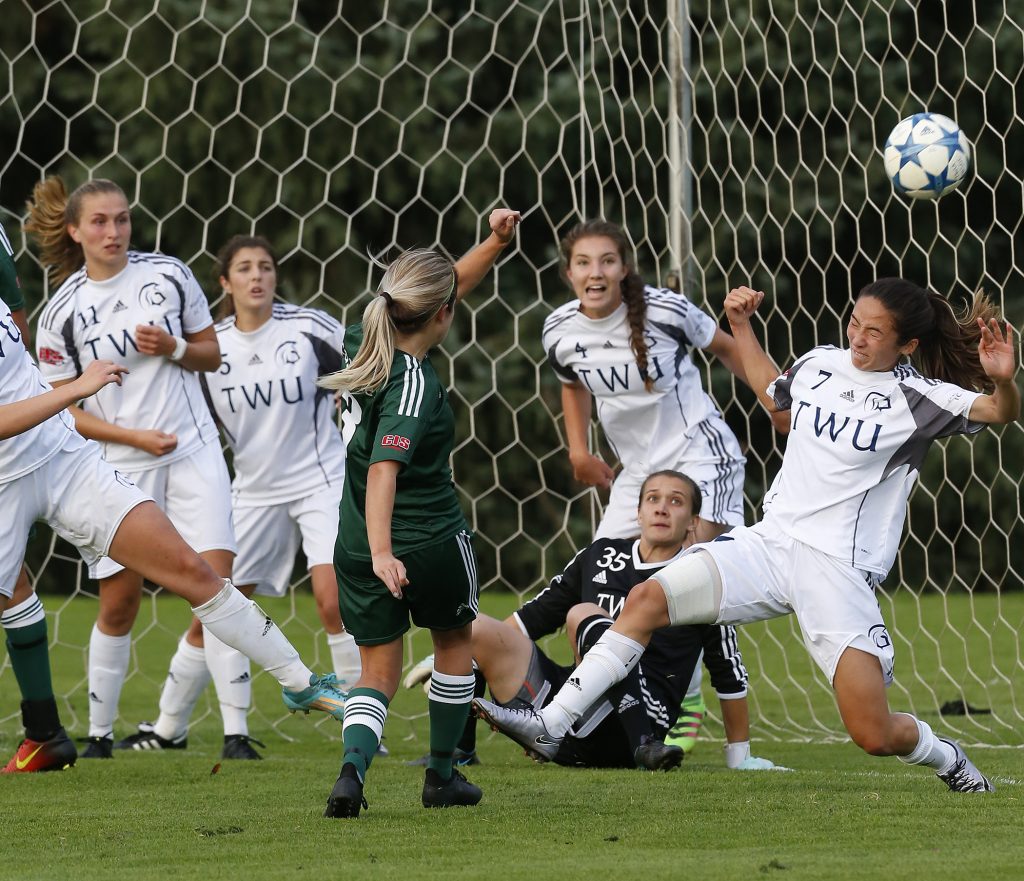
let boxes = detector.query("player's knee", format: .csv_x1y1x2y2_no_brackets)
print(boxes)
849,724,897,757
621,580,669,630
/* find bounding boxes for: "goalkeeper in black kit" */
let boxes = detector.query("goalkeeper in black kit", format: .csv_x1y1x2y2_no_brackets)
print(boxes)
452,470,775,770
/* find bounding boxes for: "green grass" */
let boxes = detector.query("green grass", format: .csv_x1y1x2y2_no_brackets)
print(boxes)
2,591,1023,881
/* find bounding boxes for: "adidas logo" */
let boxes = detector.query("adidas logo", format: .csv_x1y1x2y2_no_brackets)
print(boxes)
592,570,608,584
112,299,128,313
618,693,639,712
603,340,615,348
230,671,251,684
88,691,102,703
840,389,855,402
248,354,263,365
262,616,273,636
567,676,582,692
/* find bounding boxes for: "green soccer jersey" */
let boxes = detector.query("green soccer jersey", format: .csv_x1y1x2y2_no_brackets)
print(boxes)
337,323,468,560
0,221,24,311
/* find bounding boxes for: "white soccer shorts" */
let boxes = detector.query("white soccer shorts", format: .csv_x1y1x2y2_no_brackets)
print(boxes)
1,442,149,596
657,516,895,686
595,414,746,540
233,483,343,597
89,439,236,580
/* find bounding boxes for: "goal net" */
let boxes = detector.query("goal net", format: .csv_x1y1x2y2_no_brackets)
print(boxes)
2,1,1021,747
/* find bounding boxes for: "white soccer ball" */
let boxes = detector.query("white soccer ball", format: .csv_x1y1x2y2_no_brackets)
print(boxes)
883,112,971,199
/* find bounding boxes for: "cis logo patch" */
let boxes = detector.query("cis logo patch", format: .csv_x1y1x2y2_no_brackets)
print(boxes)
38,347,65,366
380,434,410,450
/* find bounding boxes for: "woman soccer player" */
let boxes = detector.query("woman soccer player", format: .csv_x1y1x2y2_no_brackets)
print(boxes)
0,298,347,750
477,279,1018,793
543,219,753,543
466,470,772,772
114,235,360,759
0,218,78,773
28,177,238,757
543,219,762,748
316,207,520,817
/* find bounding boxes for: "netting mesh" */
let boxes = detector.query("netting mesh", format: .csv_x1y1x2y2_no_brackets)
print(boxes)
1,1,1021,746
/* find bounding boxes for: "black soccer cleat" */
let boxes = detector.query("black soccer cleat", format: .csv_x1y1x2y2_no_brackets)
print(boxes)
115,722,187,752
324,763,367,818
634,735,684,771
221,734,265,760
421,767,483,809
80,735,114,759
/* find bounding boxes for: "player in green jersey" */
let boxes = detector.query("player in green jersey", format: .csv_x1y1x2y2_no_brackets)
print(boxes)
317,207,520,817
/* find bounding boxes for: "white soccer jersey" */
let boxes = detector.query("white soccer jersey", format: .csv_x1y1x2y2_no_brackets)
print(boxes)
203,302,346,507
764,345,983,575
0,298,84,484
542,286,727,470
35,252,218,472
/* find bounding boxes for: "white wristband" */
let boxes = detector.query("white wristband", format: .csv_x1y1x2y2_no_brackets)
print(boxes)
169,336,188,362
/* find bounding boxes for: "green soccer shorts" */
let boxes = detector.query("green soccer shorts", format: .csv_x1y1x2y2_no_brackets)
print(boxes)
335,529,479,645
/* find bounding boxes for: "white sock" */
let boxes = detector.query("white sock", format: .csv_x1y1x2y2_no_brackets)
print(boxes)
88,625,131,738
327,631,361,689
898,716,956,772
152,635,211,741
540,630,645,738
204,627,251,737
1,592,45,628
724,741,751,769
684,654,704,699
191,580,312,691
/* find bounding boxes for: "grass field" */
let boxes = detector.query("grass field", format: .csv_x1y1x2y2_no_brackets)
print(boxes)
2,590,1023,881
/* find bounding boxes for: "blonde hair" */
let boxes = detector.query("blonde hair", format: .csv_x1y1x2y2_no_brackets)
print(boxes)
318,248,457,395
25,176,128,287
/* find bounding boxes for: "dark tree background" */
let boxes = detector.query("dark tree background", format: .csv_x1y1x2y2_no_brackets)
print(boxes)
2,0,1021,597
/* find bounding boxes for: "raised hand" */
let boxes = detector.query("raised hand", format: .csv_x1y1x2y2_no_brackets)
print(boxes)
724,286,765,327
489,208,521,244
977,318,1016,384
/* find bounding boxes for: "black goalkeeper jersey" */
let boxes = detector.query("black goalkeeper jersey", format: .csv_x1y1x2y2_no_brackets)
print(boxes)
515,537,746,735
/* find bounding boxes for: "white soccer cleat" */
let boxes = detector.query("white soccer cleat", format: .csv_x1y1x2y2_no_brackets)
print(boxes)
936,737,994,793
472,697,561,762
734,755,777,771
403,653,435,691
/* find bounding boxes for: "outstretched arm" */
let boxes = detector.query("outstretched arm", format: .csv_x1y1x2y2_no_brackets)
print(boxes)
968,319,1020,424
454,208,521,301
0,359,128,440
724,286,791,434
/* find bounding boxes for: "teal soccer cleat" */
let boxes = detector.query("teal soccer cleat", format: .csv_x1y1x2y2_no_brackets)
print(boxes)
282,673,348,722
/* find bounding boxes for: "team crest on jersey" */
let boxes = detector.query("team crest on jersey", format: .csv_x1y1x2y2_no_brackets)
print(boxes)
380,434,410,450
137,282,167,310
864,392,891,412
275,340,300,366
38,347,65,366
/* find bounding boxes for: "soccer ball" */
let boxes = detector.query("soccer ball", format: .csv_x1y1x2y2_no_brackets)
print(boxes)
883,112,971,199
